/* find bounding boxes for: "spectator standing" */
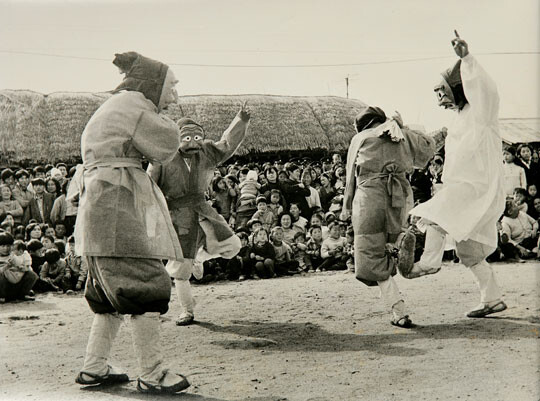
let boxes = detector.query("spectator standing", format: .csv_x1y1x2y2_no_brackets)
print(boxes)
502,146,527,197
23,178,54,225
516,144,540,189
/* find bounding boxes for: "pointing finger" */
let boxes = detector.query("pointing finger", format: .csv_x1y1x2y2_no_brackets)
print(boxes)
454,29,460,38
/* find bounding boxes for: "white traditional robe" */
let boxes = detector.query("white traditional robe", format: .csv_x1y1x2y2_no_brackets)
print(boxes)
410,55,505,248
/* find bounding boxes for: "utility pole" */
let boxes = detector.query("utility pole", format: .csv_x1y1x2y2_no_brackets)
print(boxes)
345,75,349,98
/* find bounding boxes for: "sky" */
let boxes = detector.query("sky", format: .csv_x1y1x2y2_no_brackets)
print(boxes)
0,0,538,131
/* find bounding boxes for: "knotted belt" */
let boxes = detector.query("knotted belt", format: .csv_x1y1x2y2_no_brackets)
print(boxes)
356,163,406,208
83,157,143,170
70,157,143,201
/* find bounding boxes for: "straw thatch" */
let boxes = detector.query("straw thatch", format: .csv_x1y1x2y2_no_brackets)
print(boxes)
0,90,367,165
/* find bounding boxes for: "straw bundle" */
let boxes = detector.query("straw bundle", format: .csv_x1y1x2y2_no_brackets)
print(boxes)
0,90,367,164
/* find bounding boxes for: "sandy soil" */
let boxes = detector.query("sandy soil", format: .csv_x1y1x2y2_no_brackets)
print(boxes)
1,260,539,401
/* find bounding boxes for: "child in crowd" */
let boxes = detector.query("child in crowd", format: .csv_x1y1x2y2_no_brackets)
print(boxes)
344,227,355,272
26,239,45,275
533,198,540,222
41,235,55,250
306,224,324,272
319,222,347,271
226,231,252,280
249,227,276,279
64,235,88,291
500,198,539,260
0,233,37,302
247,218,263,245
513,187,529,213
278,212,296,245
2,213,15,228
235,170,258,230
526,185,538,219
270,226,299,276
267,189,284,220
54,239,66,258
11,240,33,272
322,212,336,240
252,196,275,232
38,248,68,293
13,225,25,241
308,213,326,239
328,194,343,215
238,170,260,207
43,225,56,238
289,203,308,233
338,220,348,239
1,220,13,234
54,222,68,242
292,231,311,272
211,176,236,222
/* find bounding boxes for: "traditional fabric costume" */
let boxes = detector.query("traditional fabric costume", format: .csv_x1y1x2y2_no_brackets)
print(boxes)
342,107,435,326
148,114,248,325
72,52,189,393
408,52,507,317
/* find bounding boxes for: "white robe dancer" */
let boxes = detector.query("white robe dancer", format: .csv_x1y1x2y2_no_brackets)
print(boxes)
411,54,504,247
409,51,506,316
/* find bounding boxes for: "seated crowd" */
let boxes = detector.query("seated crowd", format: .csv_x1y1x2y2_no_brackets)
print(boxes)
0,143,539,302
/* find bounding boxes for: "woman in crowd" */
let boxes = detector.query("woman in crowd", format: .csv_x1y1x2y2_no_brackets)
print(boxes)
45,178,62,199
0,185,24,225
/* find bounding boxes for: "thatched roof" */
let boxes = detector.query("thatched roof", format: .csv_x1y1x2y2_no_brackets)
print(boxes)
0,90,367,165
499,118,540,144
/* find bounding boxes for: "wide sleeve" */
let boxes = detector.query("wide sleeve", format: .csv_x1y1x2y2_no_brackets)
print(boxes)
132,111,180,164
203,114,249,165
460,54,499,125
50,196,66,225
342,135,360,214
146,162,163,187
403,128,436,170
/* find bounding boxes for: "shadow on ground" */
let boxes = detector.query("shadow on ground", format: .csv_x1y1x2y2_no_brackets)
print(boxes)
196,316,540,357
81,382,285,401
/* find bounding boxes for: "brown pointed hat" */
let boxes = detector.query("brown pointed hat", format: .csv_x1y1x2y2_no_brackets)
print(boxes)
354,106,387,133
112,51,169,107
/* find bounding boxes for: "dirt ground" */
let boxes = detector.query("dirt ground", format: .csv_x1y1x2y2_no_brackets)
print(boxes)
1,260,539,401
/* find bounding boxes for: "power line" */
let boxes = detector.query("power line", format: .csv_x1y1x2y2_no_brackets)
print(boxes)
0,49,538,68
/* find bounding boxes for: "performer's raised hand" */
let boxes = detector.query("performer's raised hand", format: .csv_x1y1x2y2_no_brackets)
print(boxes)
451,30,469,58
239,100,251,122
391,110,404,128
340,209,351,222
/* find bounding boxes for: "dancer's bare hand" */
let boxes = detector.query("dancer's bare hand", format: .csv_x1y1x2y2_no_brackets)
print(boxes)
451,30,469,58
239,101,251,122
391,111,404,128
340,210,351,221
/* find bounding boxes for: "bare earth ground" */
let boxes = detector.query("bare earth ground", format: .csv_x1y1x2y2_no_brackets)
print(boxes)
1,260,539,401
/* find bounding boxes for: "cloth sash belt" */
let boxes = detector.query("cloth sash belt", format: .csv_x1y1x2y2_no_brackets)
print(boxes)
72,157,143,197
356,163,406,208
84,157,143,170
